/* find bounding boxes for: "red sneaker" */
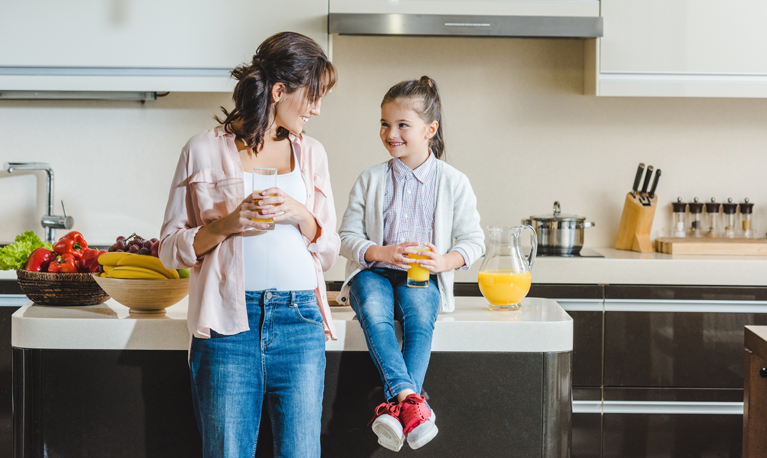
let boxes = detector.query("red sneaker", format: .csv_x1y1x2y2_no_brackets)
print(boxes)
370,401,405,452
398,394,439,449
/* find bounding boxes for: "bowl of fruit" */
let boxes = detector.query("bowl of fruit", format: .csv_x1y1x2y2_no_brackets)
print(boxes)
93,234,190,315
3,231,110,306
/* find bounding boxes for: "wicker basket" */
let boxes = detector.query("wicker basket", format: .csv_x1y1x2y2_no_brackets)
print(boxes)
16,270,110,306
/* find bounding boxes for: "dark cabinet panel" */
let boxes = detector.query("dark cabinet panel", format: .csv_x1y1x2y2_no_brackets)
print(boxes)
603,413,742,458
605,285,767,301
0,306,20,458
0,282,22,295
573,413,601,458
569,311,602,388
605,311,767,388
15,349,569,458
604,388,743,402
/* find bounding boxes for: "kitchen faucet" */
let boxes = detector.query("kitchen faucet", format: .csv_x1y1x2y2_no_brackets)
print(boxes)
3,162,74,244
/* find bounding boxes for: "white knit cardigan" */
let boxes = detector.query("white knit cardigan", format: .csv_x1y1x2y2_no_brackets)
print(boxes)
337,159,485,312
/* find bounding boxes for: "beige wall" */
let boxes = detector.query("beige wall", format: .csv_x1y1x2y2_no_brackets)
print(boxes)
1,36,767,280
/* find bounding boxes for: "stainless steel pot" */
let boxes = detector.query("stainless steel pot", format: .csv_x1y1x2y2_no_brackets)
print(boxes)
521,201,595,256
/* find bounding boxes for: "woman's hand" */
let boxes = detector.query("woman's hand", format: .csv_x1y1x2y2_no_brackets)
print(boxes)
193,195,265,257
257,187,311,224
223,194,270,232
365,242,419,270
412,242,465,274
257,187,319,240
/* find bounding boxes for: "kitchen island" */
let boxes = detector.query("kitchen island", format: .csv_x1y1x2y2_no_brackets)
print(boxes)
11,296,572,458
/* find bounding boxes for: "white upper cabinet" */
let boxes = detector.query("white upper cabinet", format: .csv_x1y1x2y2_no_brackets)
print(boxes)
590,0,767,97
0,0,328,92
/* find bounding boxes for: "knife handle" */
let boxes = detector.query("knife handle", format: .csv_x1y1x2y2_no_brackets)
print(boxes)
640,165,654,194
632,163,645,194
649,169,661,198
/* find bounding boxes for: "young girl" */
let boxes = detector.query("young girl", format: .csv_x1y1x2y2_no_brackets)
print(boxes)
338,76,485,451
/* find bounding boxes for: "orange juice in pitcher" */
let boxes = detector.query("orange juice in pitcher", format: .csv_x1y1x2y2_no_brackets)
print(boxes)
478,270,532,306
478,225,537,310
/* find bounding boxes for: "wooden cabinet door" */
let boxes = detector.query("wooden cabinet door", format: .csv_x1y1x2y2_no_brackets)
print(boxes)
744,344,767,457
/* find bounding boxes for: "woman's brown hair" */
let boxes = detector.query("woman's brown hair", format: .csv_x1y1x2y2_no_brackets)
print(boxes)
381,76,445,159
216,32,337,152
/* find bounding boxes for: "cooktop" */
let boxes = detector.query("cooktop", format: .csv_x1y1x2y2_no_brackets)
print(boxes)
537,248,605,258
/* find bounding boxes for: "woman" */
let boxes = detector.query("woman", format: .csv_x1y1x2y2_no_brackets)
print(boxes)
159,32,339,458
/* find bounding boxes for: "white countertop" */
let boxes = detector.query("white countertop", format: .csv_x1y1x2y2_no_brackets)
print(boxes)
453,248,767,286
4,248,767,286
12,297,572,353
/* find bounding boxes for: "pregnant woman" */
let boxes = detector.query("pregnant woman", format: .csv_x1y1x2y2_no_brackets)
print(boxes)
158,32,339,458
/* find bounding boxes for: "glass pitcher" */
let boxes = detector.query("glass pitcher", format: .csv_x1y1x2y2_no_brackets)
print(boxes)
478,225,537,310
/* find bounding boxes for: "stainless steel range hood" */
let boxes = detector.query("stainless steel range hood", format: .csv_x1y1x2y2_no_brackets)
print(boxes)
329,13,603,38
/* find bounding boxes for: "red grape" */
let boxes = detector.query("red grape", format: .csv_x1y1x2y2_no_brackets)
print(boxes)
128,245,140,253
116,236,126,242
115,240,125,250
139,247,151,256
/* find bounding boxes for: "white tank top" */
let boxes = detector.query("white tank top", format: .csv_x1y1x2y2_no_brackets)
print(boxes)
242,151,318,292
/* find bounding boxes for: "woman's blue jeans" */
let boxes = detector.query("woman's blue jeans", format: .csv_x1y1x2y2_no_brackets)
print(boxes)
189,290,325,458
349,267,441,401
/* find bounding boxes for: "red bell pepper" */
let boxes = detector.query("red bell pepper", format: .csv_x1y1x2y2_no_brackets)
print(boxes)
48,253,79,273
53,231,88,260
24,248,57,272
79,248,107,273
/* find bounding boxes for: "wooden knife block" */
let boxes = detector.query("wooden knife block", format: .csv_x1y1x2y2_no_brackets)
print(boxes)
615,193,658,253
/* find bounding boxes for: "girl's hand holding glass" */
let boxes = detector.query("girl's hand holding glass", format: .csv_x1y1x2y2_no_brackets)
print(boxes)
368,242,419,270
411,242,452,274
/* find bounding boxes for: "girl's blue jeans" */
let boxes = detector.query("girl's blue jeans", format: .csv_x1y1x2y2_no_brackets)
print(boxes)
349,267,441,401
189,290,325,458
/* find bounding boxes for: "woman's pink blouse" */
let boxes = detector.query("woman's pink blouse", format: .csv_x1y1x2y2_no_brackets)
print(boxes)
159,126,339,341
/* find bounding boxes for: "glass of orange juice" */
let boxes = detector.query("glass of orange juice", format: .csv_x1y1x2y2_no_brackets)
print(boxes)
252,168,277,230
406,231,431,288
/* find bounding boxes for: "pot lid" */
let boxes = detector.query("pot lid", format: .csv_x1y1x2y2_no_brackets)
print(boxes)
527,201,586,222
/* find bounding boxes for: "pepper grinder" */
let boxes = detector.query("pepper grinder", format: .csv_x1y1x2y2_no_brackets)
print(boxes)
672,197,687,237
687,197,704,238
740,198,755,239
704,198,720,238
722,198,739,238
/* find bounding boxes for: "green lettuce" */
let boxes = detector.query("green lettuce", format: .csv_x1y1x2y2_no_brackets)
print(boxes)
0,231,53,271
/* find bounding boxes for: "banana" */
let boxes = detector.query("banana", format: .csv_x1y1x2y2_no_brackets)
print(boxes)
103,265,115,274
116,254,179,279
98,252,133,266
108,266,167,280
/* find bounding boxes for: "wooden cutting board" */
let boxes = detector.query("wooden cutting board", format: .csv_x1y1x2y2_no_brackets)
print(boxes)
655,237,767,255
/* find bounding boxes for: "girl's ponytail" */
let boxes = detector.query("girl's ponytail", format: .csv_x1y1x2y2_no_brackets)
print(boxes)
382,75,446,160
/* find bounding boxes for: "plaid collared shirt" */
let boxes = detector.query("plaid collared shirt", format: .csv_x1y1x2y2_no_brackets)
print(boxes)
360,153,469,271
